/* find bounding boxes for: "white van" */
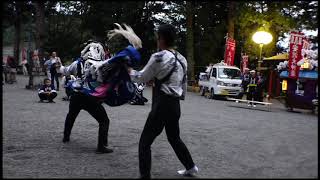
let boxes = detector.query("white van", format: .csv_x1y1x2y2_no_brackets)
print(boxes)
198,62,242,99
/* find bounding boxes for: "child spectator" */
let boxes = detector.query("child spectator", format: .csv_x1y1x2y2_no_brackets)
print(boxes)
38,78,57,103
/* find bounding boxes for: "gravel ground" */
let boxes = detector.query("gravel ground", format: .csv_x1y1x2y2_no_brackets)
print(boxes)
2,75,318,178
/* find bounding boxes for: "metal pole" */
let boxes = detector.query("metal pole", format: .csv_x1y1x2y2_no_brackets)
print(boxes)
258,43,263,71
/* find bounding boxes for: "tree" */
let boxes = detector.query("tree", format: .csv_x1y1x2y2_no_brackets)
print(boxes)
186,1,195,81
227,1,235,39
235,1,318,66
34,1,46,62
13,1,23,67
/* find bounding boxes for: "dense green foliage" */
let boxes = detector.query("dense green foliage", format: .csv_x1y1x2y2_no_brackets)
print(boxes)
3,1,318,78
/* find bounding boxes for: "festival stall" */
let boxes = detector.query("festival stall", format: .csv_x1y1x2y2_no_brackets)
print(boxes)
277,48,318,112
262,53,289,98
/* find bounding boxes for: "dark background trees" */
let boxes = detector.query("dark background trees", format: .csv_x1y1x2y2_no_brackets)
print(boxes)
3,0,318,80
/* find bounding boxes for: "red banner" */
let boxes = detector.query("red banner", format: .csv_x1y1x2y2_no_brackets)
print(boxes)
224,38,236,66
288,31,304,79
241,55,249,72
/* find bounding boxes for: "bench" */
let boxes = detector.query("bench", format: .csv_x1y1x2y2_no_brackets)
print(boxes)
226,97,272,111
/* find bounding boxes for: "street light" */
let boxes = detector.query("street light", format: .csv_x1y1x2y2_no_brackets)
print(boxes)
252,31,273,71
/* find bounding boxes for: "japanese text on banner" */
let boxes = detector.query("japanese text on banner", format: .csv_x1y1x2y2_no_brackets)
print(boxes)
224,38,236,66
288,32,304,79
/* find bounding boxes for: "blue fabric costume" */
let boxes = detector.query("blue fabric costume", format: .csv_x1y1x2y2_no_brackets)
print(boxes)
65,45,141,104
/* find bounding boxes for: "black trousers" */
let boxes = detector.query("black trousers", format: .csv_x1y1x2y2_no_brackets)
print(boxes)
51,72,59,90
139,92,195,178
247,86,258,102
39,92,57,101
65,87,73,98
256,85,264,102
63,93,110,149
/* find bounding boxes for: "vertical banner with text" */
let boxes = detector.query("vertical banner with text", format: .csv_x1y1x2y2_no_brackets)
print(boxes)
288,31,304,79
241,54,249,72
224,38,236,66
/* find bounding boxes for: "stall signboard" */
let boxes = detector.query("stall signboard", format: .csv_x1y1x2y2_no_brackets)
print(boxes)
282,79,288,91
224,38,236,66
288,31,304,79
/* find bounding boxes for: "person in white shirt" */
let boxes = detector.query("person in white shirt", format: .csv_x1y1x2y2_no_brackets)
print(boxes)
50,52,62,90
130,24,198,178
21,58,28,76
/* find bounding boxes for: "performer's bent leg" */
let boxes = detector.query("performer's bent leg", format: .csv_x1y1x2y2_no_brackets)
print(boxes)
85,102,110,149
63,94,82,142
139,104,165,178
164,99,195,170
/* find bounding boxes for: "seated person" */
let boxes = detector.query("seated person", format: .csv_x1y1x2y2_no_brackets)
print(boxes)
38,78,57,103
130,82,148,105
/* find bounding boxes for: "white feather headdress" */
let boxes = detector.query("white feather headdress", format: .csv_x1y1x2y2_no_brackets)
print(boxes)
107,23,142,49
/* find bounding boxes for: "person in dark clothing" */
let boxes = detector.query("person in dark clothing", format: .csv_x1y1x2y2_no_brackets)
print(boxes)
62,42,113,154
63,92,111,153
38,78,57,103
247,70,259,106
256,71,265,102
241,68,250,98
130,24,198,178
7,56,17,84
3,60,8,84
50,52,62,91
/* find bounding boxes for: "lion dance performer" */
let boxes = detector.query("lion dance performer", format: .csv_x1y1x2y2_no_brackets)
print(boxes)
60,23,142,154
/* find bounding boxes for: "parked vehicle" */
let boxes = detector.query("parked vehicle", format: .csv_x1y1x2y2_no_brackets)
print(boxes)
198,61,242,99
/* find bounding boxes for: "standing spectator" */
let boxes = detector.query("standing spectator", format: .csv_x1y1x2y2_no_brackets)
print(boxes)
21,57,28,76
256,71,265,102
32,50,41,75
130,24,198,178
241,68,250,98
247,70,258,106
7,56,17,84
50,52,62,91
44,55,53,79
38,78,57,103
42,52,49,75
3,59,8,84
205,63,214,79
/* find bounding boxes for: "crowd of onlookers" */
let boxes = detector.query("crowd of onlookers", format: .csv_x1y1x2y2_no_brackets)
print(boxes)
241,68,265,106
2,50,64,102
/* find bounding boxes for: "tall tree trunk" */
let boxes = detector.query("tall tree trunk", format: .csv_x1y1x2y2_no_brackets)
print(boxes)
186,1,195,82
13,2,22,67
34,1,45,64
227,1,235,39
27,48,34,89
